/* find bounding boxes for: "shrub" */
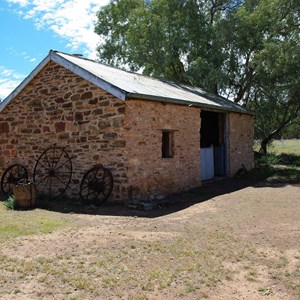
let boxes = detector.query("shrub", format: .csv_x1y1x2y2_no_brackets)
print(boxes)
3,195,16,210
256,153,282,167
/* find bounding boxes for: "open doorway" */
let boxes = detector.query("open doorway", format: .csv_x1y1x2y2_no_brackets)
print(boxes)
200,110,227,181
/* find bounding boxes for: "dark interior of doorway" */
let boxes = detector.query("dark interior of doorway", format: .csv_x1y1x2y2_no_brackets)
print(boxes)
200,110,226,179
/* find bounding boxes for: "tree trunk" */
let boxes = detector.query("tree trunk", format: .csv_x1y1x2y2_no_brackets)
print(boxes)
259,137,270,155
258,119,293,155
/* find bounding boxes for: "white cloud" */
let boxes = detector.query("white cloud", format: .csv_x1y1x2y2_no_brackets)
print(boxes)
5,48,37,64
0,67,26,99
7,0,29,7
7,0,110,59
2,0,110,98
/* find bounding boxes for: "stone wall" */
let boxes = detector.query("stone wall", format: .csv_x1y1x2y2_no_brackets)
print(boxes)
0,61,127,201
124,99,201,202
227,112,254,176
0,59,254,203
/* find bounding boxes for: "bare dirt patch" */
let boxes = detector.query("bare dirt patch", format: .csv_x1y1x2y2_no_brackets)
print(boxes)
0,178,299,299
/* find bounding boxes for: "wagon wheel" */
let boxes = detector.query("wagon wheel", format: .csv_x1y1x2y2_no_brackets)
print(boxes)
1,164,28,195
80,164,114,205
33,144,72,200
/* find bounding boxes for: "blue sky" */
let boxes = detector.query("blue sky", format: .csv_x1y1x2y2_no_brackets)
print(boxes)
0,0,110,99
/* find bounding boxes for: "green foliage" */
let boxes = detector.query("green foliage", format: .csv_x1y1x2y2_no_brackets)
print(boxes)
256,153,282,167
249,139,300,180
3,195,16,210
95,0,243,87
95,0,300,152
255,139,300,167
242,163,300,182
278,154,300,167
282,123,300,139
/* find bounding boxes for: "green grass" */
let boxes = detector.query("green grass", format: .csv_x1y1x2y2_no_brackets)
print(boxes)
254,140,300,168
254,139,300,155
244,163,300,182
255,152,300,168
253,140,300,177
271,139,300,155
0,205,70,244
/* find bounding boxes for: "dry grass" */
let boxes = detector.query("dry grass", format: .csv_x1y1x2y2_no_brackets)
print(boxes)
272,139,300,155
0,164,299,299
0,219,250,298
254,139,300,155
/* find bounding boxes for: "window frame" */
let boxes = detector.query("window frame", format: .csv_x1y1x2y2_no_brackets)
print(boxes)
161,130,174,159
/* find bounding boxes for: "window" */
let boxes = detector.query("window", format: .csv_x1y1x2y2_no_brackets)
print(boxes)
162,130,174,158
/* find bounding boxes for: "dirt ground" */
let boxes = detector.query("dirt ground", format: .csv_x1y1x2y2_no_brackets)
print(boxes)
0,177,299,300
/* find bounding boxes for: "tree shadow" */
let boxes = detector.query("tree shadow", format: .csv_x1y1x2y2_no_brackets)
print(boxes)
277,153,300,167
34,175,281,218
240,166,300,187
1,166,298,218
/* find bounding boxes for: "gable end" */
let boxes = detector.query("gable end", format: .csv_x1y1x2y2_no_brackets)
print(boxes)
50,51,127,101
0,50,127,113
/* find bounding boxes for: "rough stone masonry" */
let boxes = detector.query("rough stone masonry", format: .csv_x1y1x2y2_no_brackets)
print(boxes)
0,60,254,203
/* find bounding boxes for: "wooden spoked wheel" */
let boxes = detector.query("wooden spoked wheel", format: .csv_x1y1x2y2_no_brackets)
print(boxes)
33,144,72,200
1,164,28,195
80,164,114,205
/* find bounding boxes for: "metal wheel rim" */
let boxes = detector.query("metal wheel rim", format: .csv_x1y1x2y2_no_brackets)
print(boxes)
80,165,114,205
33,144,72,200
1,164,28,195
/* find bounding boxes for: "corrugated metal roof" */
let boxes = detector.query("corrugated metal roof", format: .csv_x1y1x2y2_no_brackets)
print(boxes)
0,50,252,114
56,51,251,114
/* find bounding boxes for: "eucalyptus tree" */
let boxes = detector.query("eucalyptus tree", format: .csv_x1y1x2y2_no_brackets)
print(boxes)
94,0,242,86
244,0,300,153
95,0,300,154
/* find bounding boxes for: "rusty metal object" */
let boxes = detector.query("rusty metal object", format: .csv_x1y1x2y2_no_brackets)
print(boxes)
33,144,72,200
1,164,28,195
80,164,113,205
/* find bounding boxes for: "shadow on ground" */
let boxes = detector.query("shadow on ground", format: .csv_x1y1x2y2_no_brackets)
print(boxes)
1,167,299,218
31,168,300,218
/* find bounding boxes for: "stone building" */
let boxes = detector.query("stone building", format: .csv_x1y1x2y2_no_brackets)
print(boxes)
0,50,254,204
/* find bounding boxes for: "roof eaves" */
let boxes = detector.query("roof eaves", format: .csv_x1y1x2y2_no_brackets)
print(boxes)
126,93,254,115
0,54,51,112
50,51,127,101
